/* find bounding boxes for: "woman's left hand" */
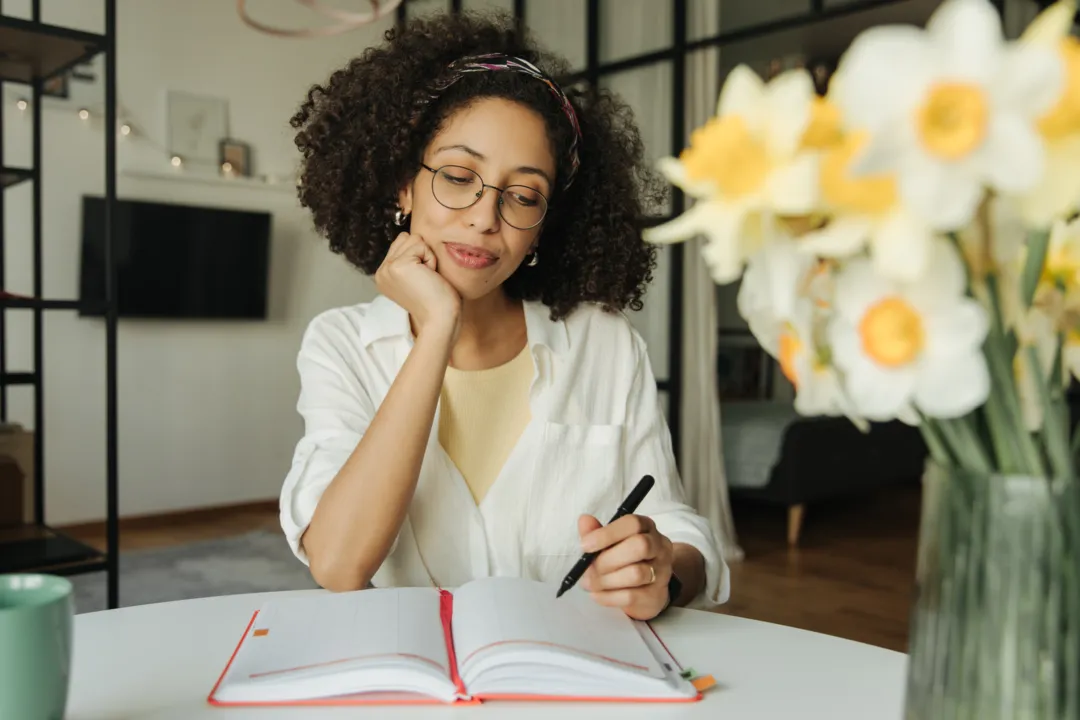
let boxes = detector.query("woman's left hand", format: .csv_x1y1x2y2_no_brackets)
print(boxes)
577,514,674,620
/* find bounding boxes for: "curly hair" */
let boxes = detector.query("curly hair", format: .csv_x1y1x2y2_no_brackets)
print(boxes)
290,11,665,319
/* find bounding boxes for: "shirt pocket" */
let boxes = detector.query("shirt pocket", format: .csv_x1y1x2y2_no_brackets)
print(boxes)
521,421,625,582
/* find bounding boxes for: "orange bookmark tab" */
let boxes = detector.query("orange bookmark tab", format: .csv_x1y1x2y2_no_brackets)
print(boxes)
691,674,716,693
253,629,269,637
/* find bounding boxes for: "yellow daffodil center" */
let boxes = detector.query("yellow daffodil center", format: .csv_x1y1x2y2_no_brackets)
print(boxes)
917,82,989,160
1039,38,1080,140
778,325,803,388
799,97,844,151
680,115,769,198
860,297,925,367
820,132,898,215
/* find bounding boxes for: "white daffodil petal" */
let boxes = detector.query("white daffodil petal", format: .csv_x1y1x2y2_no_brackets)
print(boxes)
827,321,863,373
1020,137,1080,226
849,126,906,177
701,231,747,284
979,114,1045,194
764,69,815,157
896,404,921,426
899,149,983,231
833,257,891,322
911,238,968,311
998,43,1064,119
718,65,766,128
767,154,818,215
924,300,990,358
641,201,722,245
799,216,874,258
655,157,716,199
913,350,991,418
871,210,934,283
926,0,1004,84
846,356,920,420
835,26,933,132
1022,0,1077,45
760,238,811,321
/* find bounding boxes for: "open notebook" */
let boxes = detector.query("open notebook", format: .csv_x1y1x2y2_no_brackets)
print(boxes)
208,576,704,706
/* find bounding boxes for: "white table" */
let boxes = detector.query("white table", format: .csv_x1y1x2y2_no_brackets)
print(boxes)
67,590,907,719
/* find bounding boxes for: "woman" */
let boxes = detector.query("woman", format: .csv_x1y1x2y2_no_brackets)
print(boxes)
281,11,728,621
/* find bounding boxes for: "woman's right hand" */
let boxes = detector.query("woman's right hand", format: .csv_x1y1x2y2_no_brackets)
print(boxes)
375,232,461,342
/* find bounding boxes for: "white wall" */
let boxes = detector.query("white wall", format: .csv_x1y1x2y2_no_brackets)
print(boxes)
2,0,395,524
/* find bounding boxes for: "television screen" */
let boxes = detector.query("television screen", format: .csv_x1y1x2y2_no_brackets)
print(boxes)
79,196,271,319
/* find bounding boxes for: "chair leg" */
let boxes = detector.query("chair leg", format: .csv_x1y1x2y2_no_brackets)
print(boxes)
787,504,805,546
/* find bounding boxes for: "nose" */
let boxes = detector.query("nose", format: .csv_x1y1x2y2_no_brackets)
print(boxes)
463,185,502,232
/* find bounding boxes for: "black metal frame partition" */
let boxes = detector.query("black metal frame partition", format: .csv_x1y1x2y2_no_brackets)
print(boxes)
0,0,119,610
397,0,939,468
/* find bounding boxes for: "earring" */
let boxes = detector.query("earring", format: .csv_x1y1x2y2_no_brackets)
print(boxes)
394,208,410,226
527,250,539,267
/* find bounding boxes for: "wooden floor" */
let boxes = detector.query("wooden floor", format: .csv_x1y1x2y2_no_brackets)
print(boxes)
62,483,921,653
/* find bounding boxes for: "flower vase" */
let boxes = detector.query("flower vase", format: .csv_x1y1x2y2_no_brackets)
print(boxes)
904,463,1080,720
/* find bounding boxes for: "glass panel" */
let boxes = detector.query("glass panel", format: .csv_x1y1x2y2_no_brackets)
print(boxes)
718,0,812,33
627,243,671,381
600,62,673,216
687,0,721,42
525,0,586,73
407,0,453,18
598,0,672,64
685,46,720,132
462,0,516,12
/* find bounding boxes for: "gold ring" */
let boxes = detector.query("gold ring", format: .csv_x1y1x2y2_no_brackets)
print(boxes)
648,564,656,584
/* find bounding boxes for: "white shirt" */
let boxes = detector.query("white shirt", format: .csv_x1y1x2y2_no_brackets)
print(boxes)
279,295,730,609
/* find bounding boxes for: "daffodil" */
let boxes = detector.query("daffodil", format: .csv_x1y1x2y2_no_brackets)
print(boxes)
736,239,860,420
827,238,990,420
643,65,818,283
798,129,940,282
1017,0,1080,225
832,0,1063,232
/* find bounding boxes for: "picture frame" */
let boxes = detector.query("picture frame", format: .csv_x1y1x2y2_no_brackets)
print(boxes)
166,91,228,163
42,73,69,99
219,138,251,177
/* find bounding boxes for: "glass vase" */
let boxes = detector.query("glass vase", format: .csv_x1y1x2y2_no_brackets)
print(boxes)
904,463,1080,720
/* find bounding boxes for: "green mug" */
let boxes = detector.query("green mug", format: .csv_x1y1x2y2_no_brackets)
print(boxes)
0,574,74,720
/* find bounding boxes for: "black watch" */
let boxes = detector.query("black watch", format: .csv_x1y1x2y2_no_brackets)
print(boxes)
664,573,683,612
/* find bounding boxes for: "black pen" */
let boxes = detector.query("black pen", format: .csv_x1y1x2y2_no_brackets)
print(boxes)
555,474,656,599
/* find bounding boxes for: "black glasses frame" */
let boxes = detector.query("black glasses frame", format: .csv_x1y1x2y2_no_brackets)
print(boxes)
420,163,549,230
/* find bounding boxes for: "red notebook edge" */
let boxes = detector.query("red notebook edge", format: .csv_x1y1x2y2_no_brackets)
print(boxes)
205,608,451,708
205,597,703,707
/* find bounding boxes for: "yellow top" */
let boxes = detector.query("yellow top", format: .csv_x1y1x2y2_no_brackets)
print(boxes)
438,345,533,505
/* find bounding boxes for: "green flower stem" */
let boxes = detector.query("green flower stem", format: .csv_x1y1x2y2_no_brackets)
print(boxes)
984,275,1045,476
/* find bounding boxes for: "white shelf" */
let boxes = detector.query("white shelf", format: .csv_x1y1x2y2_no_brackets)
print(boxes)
120,168,296,194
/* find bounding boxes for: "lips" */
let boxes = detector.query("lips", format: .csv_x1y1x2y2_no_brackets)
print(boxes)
444,242,498,270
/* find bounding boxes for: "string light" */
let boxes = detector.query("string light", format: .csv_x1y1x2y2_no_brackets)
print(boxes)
8,96,292,185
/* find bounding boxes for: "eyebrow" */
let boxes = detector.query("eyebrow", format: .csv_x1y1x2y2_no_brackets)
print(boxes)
434,144,554,189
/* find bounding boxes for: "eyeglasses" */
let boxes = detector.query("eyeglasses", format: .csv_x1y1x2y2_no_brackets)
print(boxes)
420,163,549,230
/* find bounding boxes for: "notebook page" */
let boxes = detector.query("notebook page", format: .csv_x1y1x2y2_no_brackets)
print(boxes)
451,577,664,679
221,588,450,686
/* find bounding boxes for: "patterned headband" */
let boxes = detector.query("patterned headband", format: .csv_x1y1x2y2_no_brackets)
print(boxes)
428,53,582,190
